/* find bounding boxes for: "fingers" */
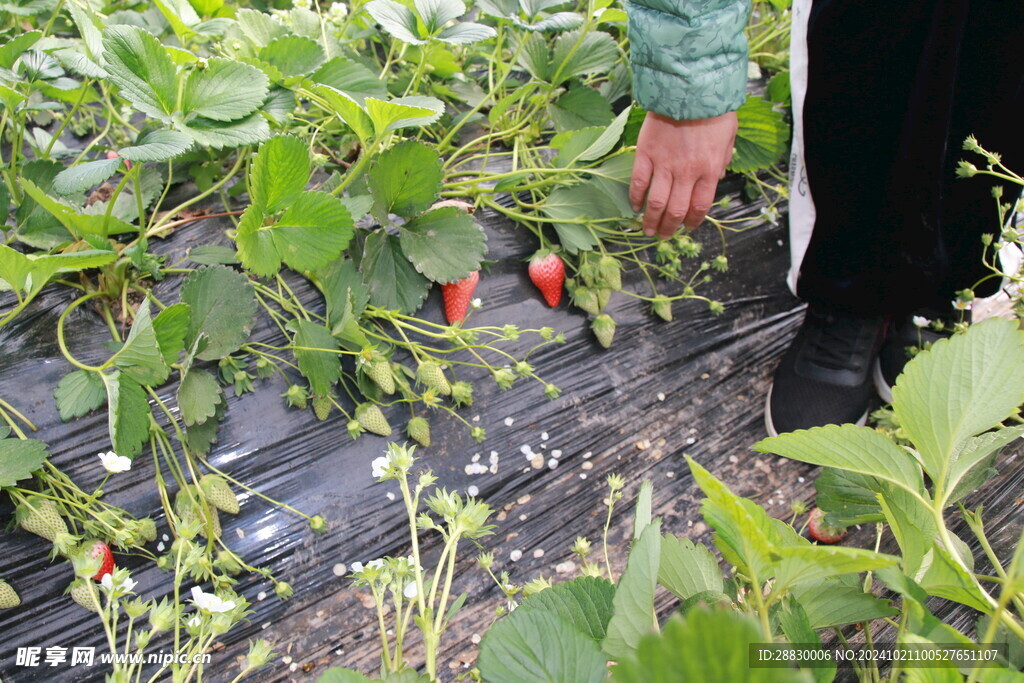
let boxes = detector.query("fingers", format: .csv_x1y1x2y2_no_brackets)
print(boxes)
629,153,653,213
683,176,718,230
641,171,672,237
658,176,692,239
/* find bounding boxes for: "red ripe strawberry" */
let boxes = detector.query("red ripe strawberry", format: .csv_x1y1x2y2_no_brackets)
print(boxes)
106,150,131,171
442,271,479,324
86,540,115,580
528,250,565,307
807,507,847,544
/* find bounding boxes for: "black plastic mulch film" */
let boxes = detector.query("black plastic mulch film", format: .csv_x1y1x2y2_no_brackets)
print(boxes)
1,177,1021,681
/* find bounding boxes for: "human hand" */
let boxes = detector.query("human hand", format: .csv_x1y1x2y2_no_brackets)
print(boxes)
629,110,738,238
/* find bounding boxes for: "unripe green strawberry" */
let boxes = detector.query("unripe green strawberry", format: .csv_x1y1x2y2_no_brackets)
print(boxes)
416,361,451,396
199,474,240,515
312,394,332,421
137,518,158,543
572,286,601,315
597,256,622,290
407,417,431,447
651,296,673,322
0,579,20,608
356,403,391,436
451,381,473,407
365,359,395,394
68,580,100,613
591,314,616,349
16,496,68,544
174,487,222,540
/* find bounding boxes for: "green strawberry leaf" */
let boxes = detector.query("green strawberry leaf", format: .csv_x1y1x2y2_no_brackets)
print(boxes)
813,468,886,527
250,135,310,213
52,158,122,195
778,597,836,683
365,96,444,136
259,35,325,77
0,437,50,488
112,300,171,387
118,129,193,162
186,399,225,455
548,84,613,133
268,192,354,273
728,95,789,173
174,112,271,149
54,369,107,421
178,368,223,426
361,230,431,313
552,106,629,167
773,545,900,592
366,0,425,44
398,208,487,283
235,8,288,47
478,608,608,683
369,141,442,218
102,25,177,120
689,456,780,581
437,22,495,44
754,424,927,501
312,85,375,142
550,30,617,85
0,243,118,296
611,609,805,683
20,178,137,237
516,576,616,644
0,30,41,69
182,57,269,121
235,205,280,276
790,578,898,630
186,245,239,266
892,318,1024,489
180,265,258,361
289,319,341,396
152,303,191,364
603,519,661,661
658,535,723,601
314,258,370,332
100,370,151,459
310,57,388,103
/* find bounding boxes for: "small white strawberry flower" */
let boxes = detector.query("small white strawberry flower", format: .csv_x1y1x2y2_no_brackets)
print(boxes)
912,316,931,328
191,586,236,613
952,299,972,311
368,559,385,569
188,615,201,627
328,1,348,23
349,561,364,573
98,451,132,473
471,298,482,309
102,573,138,594
371,456,390,479
403,582,418,599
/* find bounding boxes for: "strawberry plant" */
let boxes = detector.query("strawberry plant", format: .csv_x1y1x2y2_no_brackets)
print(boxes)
315,319,1024,682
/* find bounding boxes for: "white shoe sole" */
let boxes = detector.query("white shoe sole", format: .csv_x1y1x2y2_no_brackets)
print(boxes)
763,383,870,439
872,358,894,404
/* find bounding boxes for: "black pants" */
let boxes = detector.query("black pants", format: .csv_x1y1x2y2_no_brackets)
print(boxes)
794,0,1024,315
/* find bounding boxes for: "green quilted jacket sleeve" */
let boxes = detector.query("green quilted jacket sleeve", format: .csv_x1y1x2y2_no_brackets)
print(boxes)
625,0,750,120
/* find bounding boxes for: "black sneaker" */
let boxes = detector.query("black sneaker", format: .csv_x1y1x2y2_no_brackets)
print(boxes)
765,305,887,437
873,308,968,403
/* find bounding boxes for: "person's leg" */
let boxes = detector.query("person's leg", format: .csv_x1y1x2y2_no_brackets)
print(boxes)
767,0,1023,434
